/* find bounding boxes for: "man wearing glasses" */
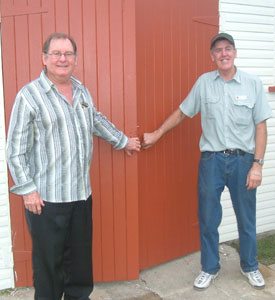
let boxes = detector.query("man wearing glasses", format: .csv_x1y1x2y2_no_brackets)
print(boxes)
142,33,272,290
7,32,141,300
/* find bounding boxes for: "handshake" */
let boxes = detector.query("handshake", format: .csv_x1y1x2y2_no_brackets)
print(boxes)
124,131,161,156
124,108,185,155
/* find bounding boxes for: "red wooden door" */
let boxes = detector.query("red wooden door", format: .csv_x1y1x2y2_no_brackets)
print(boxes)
1,0,139,286
1,1,50,287
136,0,219,270
2,0,219,287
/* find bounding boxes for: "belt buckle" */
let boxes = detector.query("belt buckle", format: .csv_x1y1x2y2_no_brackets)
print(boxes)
224,149,235,155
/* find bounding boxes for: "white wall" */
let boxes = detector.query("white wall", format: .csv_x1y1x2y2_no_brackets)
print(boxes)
218,0,275,242
0,28,14,289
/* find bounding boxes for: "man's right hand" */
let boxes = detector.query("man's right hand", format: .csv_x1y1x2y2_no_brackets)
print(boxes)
142,108,185,150
23,192,45,215
142,130,162,149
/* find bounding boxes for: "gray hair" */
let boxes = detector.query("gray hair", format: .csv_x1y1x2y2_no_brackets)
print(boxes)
43,32,77,55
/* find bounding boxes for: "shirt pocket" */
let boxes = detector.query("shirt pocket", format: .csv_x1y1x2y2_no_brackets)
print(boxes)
204,97,220,119
79,102,93,133
233,99,254,125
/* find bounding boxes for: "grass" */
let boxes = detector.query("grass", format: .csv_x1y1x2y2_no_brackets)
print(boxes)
0,288,13,295
228,233,275,266
257,234,275,266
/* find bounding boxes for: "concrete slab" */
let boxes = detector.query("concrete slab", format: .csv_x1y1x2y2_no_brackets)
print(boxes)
1,244,275,300
0,288,34,300
138,245,275,300
92,244,275,300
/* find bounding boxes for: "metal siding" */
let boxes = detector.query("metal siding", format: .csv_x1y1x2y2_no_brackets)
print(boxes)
1,0,139,286
136,0,219,270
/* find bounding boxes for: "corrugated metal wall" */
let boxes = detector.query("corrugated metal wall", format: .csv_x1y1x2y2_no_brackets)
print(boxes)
136,0,219,270
1,0,139,285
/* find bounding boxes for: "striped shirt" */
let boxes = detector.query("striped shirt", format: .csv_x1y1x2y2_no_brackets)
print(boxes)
6,70,128,202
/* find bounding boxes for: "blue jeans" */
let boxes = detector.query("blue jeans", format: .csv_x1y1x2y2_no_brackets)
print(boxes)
198,151,258,274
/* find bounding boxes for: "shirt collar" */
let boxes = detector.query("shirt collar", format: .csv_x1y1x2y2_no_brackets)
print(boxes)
39,69,85,92
213,67,241,84
232,68,241,83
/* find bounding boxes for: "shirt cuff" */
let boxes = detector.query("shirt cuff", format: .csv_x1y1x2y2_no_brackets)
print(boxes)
114,134,128,150
10,180,37,196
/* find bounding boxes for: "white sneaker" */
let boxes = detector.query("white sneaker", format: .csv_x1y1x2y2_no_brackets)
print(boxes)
193,271,219,290
241,269,265,289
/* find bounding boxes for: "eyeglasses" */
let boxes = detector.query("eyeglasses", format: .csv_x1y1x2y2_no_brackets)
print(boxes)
47,51,76,59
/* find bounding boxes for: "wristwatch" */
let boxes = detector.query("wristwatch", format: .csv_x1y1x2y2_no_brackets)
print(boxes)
253,158,264,166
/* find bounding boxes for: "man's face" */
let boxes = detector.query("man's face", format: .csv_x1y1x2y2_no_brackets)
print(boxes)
42,38,77,83
210,39,237,73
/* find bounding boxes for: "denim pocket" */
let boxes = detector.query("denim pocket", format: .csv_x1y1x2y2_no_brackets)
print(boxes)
239,152,254,164
201,151,215,161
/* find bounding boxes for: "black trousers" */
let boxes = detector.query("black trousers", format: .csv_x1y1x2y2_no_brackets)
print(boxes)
25,196,94,300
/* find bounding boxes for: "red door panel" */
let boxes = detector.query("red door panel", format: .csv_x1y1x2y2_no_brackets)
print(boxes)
136,0,219,270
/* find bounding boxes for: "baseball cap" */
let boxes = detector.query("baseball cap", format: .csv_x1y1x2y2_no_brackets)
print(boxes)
210,33,235,49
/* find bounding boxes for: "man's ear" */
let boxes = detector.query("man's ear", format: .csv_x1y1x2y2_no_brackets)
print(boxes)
210,52,215,62
42,53,47,66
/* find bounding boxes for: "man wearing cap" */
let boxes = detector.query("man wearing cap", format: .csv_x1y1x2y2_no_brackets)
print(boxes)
142,33,272,290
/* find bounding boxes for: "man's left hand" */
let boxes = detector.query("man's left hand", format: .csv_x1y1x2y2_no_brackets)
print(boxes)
125,137,141,156
246,164,262,190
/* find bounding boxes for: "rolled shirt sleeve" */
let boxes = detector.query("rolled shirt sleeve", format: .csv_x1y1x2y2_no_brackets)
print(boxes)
6,92,38,195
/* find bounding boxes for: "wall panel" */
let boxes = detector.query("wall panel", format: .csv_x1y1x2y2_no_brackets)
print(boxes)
136,0,219,270
1,0,139,286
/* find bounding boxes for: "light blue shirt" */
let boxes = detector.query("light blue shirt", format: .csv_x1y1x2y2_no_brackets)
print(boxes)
179,68,272,154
